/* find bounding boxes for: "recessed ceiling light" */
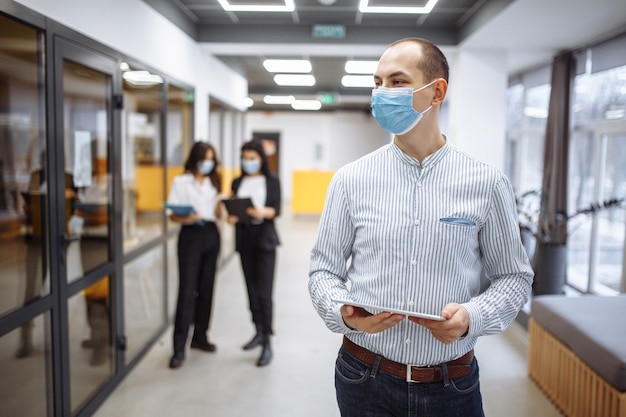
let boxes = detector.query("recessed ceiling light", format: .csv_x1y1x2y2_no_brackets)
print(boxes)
263,95,295,104
217,0,295,12
359,0,439,14
244,97,254,107
273,74,316,86
291,100,322,111
345,60,378,74
263,59,312,73
341,75,375,88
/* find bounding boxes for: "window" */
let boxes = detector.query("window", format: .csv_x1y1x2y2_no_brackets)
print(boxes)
507,33,626,295
568,54,626,294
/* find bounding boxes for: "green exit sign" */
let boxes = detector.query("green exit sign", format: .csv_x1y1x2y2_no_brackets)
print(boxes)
317,92,338,105
312,24,345,39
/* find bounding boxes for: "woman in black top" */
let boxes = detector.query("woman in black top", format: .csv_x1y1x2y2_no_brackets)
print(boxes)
227,139,281,367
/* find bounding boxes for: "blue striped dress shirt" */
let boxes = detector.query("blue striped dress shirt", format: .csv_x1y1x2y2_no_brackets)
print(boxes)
309,141,534,366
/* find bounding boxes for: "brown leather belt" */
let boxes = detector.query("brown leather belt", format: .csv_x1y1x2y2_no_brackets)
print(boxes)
342,336,473,383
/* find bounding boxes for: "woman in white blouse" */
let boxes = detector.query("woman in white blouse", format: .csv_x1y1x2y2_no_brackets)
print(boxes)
166,141,222,369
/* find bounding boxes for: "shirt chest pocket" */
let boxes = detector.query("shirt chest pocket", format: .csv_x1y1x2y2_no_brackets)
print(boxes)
418,217,480,259
439,217,476,226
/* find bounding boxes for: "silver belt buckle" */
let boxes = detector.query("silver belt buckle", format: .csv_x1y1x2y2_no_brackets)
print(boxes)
406,364,423,383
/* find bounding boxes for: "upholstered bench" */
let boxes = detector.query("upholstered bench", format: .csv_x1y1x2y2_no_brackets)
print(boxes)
528,294,626,417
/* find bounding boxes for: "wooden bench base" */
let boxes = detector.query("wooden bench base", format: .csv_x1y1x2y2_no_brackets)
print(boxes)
528,319,626,417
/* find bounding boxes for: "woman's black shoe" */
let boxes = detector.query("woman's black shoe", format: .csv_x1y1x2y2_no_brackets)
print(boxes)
169,352,184,369
242,333,263,350
256,337,272,367
190,340,217,352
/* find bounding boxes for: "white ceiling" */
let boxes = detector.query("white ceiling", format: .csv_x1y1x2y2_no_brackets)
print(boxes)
148,0,626,110
206,0,626,76
461,0,626,74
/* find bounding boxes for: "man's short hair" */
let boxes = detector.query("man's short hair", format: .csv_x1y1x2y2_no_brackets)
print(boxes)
389,37,449,83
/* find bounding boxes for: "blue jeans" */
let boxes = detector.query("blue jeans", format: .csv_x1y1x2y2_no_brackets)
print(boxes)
335,346,485,417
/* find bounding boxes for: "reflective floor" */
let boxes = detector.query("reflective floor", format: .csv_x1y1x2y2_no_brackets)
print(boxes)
94,213,562,417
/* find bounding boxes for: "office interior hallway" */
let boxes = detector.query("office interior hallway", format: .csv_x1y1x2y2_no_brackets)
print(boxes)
94,212,561,417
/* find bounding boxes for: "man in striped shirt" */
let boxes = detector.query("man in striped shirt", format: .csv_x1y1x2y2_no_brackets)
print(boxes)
309,37,533,417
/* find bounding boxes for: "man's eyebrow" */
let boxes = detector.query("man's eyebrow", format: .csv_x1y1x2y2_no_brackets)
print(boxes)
388,70,411,78
373,70,411,80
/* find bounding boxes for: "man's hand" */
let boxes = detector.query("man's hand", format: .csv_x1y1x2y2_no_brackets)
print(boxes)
341,305,405,333
408,303,469,344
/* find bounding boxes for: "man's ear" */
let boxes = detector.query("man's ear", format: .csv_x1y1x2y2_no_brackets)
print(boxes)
431,78,448,105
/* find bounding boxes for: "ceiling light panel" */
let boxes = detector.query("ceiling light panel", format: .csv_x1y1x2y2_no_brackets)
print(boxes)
341,75,375,88
263,95,295,104
345,60,378,74
273,74,316,86
359,0,439,14
217,0,295,12
291,100,322,111
263,59,312,73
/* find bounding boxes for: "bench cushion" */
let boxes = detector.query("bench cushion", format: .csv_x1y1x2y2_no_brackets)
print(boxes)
531,294,626,391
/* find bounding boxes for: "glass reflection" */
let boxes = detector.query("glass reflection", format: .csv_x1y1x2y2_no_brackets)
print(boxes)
124,246,165,360
0,313,52,417
0,14,48,318
166,84,193,232
62,60,111,283
122,77,164,252
69,275,113,412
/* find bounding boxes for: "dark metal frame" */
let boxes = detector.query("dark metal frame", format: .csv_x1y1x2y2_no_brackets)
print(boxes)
0,1,196,415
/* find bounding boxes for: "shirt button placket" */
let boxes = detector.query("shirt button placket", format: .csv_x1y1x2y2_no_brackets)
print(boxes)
412,173,421,271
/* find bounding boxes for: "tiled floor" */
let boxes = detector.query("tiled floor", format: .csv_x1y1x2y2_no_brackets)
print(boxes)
94,213,562,417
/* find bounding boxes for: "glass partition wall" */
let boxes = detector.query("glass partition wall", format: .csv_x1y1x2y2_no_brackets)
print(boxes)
0,13,52,417
0,7,195,416
58,51,116,414
121,74,194,361
122,77,164,251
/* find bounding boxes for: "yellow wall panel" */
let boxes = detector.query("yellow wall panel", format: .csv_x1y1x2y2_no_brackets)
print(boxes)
135,166,184,212
291,170,335,215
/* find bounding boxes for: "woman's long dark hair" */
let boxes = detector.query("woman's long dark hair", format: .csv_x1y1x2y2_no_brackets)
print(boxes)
184,141,221,190
241,139,271,177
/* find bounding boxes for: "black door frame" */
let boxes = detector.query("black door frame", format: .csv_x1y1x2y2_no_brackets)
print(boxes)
0,2,196,415
49,34,123,416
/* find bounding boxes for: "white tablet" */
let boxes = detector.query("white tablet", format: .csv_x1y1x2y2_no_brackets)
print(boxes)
331,298,446,321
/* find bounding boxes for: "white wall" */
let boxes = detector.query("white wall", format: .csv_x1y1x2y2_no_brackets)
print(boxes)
15,0,248,140
447,50,509,171
245,111,389,201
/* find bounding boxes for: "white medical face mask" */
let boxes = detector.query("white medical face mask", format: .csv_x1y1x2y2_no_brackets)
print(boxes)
371,80,436,135
241,159,261,175
197,160,214,175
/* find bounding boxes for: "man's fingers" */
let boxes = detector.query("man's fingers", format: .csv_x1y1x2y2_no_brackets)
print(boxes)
341,305,404,333
407,305,469,344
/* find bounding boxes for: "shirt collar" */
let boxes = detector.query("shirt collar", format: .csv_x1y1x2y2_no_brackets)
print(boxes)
389,137,450,169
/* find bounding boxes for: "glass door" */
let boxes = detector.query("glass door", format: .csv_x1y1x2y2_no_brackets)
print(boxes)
52,37,120,415
0,13,53,417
